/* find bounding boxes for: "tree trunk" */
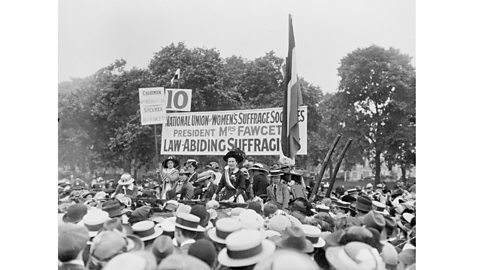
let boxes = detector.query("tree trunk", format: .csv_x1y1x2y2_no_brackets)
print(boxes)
328,162,333,180
401,166,407,180
374,149,381,185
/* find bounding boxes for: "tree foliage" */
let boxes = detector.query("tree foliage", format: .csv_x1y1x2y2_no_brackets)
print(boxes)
59,43,415,181
334,45,416,183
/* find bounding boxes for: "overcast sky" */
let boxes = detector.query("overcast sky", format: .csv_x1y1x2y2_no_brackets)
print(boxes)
59,0,415,93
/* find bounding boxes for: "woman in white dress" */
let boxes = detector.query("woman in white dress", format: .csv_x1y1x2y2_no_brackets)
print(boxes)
158,156,180,200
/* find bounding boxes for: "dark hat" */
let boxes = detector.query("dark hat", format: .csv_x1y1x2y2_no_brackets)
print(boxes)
247,201,263,215
336,200,350,210
248,163,269,173
362,211,386,233
162,156,180,168
263,203,278,217
102,200,129,218
356,195,373,212
340,194,356,203
184,159,199,169
62,203,88,224
206,161,220,171
188,239,217,267
128,206,152,224
58,223,89,262
190,205,209,227
223,148,245,163
152,235,174,262
276,226,314,253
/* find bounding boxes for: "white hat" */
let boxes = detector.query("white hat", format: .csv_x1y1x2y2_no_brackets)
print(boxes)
132,220,163,241
118,173,134,186
373,201,389,216
300,224,326,248
237,209,265,231
207,218,242,244
326,241,384,270
253,249,320,270
82,209,110,237
218,230,276,267
366,183,373,189
159,219,175,233
174,212,206,232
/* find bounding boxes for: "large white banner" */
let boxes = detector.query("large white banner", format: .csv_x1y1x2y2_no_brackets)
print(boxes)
161,106,307,155
139,87,167,125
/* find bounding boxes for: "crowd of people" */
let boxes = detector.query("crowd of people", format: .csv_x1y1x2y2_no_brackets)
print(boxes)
58,148,416,270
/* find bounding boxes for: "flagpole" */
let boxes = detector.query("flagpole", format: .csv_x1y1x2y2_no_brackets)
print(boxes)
154,124,159,168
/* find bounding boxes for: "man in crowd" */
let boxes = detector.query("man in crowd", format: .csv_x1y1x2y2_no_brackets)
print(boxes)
266,169,290,210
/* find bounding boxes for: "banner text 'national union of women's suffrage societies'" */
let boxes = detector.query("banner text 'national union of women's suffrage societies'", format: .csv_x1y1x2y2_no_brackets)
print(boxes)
161,106,307,156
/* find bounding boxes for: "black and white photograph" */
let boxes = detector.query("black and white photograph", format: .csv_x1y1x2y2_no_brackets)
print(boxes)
56,0,420,269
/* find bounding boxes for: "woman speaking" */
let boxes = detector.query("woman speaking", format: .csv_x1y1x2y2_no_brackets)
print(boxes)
213,148,247,202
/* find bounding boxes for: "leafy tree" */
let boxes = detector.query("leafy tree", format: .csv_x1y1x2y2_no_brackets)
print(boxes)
335,45,416,184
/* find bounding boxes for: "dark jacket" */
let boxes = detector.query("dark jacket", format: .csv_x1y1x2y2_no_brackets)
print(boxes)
252,174,269,197
266,183,290,210
215,168,246,200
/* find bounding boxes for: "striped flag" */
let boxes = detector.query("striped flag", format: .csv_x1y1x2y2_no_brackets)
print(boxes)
281,14,303,161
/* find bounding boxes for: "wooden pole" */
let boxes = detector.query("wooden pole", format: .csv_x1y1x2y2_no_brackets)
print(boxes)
308,135,342,202
325,139,352,197
154,124,159,168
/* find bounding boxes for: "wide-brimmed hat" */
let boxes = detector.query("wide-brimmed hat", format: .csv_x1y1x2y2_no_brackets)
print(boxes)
266,214,292,233
223,148,245,163
363,211,386,233
72,179,88,190
152,235,174,262
254,250,321,270
372,201,389,216
102,200,129,218
159,218,175,233
315,204,330,213
103,252,156,270
82,209,110,237
326,241,384,270
249,163,269,173
275,226,314,253
207,217,242,244
90,230,130,262
163,200,179,212
162,156,180,168
158,254,210,270
206,161,220,171
218,229,276,267
263,203,278,217
300,224,326,248
132,220,163,242
175,212,206,232
336,200,350,211
268,169,284,176
188,239,217,267
237,209,264,231
117,173,134,186
184,159,199,169
62,203,88,224
356,195,373,212
129,206,152,224
190,204,210,227
58,223,89,262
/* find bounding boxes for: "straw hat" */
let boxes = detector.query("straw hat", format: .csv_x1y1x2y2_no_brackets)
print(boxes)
132,220,163,242
174,212,206,232
82,209,110,237
223,148,245,163
218,229,276,267
372,201,389,216
326,241,385,270
275,226,314,253
207,218,242,244
300,224,326,248
253,250,320,270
